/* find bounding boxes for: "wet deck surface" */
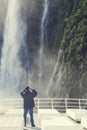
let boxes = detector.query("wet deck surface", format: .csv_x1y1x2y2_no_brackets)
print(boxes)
0,108,86,130
24,113,85,130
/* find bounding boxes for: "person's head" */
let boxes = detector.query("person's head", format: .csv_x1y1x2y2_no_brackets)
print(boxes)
25,86,30,91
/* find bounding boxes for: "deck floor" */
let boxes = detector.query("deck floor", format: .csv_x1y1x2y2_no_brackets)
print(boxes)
0,110,85,130
24,113,84,130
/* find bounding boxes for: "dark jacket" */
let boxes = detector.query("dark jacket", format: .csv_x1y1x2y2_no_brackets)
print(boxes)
20,89,37,108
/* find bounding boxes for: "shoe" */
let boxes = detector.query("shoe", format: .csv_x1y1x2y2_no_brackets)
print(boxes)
31,124,35,127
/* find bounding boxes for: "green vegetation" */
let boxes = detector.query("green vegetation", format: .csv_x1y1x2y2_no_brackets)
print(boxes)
54,0,87,66
54,0,74,50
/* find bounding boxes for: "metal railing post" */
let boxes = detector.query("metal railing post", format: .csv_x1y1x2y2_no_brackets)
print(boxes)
52,99,53,109
79,99,81,109
38,98,39,110
65,98,67,111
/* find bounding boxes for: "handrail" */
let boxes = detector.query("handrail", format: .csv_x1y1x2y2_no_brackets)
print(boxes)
0,98,87,112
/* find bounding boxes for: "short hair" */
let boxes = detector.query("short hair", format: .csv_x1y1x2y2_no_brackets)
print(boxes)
25,86,30,90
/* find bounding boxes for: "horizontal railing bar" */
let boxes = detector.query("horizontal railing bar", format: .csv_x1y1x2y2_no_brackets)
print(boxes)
0,98,87,100
0,98,87,112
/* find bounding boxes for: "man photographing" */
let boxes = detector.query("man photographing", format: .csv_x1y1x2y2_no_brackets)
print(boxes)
20,86,37,127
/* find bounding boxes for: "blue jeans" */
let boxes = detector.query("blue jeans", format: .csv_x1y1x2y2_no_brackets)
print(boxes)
24,108,34,126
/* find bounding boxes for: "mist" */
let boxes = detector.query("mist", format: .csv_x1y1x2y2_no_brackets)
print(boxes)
0,0,29,97
0,0,57,98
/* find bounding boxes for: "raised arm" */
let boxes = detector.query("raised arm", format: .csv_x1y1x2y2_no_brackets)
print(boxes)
20,89,26,98
29,88,37,98
32,89,37,97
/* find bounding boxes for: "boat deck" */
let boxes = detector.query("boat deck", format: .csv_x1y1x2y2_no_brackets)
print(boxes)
0,98,87,130
0,109,86,130
24,113,84,130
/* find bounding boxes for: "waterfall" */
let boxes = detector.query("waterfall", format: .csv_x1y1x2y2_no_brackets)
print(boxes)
4,0,6,4
47,49,65,97
0,0,28,97
39,0,49,81
40,0,48,48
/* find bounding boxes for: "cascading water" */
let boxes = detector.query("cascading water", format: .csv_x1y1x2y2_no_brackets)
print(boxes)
47,49,65,97
4,0,6,4
40,0,48,48
39,0,49,81
0,0,28,97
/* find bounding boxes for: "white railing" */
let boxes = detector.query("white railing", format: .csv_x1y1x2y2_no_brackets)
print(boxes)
35,98,87,112
0,98,87,112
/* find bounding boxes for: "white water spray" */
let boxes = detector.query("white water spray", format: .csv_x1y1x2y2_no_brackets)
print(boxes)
40,0,48,48
47,49,64,97
4,0,6,4
0,0,28,97
39,0,49,81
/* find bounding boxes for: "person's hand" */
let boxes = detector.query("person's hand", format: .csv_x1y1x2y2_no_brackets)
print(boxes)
23,89,26,92
29,88,33,93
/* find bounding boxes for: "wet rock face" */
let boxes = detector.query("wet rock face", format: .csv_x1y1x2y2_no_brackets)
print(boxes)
48,60,87,99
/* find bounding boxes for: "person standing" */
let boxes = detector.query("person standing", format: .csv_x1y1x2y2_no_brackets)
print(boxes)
20,86,37,127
